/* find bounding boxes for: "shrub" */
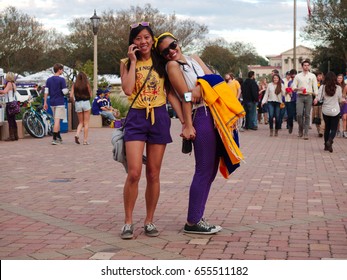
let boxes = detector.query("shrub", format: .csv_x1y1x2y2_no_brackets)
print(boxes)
110,95,129,118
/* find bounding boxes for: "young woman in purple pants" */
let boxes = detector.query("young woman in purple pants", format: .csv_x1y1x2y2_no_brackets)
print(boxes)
155,32,222,234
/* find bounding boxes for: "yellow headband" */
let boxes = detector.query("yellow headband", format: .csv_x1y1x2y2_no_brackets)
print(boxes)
154,32,177,49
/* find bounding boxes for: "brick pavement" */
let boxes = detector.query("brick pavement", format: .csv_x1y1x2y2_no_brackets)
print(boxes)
0,120,346,260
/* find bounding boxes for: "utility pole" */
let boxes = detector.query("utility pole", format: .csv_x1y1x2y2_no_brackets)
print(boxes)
293,0,297,70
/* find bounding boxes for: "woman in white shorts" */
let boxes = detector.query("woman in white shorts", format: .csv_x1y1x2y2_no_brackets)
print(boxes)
70,71,92,145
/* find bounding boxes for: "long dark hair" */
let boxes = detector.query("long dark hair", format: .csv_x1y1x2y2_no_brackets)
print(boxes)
154,32,189,93
126,25,166,80
74,72,90,100
272,74,282,95
323,71,337,97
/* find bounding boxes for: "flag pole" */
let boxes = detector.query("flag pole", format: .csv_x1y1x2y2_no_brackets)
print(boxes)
293,0,297,70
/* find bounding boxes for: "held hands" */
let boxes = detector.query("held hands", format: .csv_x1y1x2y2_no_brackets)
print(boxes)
181,124,196,141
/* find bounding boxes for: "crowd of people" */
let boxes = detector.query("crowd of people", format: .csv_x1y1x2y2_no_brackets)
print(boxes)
1,21,346,242
229,61,347,153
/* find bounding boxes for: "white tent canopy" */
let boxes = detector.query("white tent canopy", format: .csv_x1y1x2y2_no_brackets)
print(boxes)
16,65,74,85
16,66,121,86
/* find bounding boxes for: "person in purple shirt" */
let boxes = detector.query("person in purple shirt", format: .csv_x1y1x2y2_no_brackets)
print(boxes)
44,63,68,145
91,88,105,115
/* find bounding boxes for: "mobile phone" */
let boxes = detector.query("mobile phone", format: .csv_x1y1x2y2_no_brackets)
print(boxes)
184,92,192,102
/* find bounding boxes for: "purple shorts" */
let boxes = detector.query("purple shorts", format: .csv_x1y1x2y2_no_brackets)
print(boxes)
341,103,347,115
124,104,172,144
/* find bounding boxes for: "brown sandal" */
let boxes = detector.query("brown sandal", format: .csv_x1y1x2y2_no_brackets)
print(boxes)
74,136,80,144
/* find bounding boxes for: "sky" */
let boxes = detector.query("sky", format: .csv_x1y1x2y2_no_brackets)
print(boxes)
5,0,313,59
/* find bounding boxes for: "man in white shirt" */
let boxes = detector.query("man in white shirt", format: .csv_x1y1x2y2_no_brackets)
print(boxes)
291,60,318,139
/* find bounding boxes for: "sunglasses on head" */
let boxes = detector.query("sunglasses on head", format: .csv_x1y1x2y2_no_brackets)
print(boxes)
130,22,150,29
160,41,178,57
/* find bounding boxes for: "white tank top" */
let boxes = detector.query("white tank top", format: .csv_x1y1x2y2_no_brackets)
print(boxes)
178,55,205,90
6,84,17,103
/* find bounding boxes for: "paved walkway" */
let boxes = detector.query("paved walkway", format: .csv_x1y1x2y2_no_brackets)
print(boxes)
0,120,347,260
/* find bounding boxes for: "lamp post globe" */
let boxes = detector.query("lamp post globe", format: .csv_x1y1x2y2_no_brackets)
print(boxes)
90,10,100,96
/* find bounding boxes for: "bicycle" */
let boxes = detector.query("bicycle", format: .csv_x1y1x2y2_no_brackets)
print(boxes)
22,97,54,138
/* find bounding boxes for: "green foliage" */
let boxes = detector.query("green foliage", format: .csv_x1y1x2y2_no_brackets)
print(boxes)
0,4,209,76
109,95,129,118
201,45,236,75
200,39,266,77
79,60,94,80
0,3,264,78
302,0,347,72
0,6,47,74
98,77,109,89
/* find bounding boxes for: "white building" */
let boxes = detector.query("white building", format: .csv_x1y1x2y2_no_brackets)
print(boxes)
248,45,314,78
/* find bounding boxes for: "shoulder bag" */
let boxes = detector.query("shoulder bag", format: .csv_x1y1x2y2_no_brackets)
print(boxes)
7,83,20,116
111,66,153,172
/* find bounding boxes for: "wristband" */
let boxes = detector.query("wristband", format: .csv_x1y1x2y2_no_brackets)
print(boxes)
184,92,192,102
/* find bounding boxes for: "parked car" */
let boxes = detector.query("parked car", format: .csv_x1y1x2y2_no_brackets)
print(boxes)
16,87,39,103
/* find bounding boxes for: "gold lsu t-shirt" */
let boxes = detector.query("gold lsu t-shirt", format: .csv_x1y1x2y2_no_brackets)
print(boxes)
121,58,166,124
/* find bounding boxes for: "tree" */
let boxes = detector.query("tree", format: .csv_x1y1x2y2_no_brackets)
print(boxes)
67,3,208,75
201,42,236,75
200,39,267,76
302,0,347,73
37,30,72,70
0,6,48,74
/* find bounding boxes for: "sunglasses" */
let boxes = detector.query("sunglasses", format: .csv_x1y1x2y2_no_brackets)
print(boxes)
160,41,178,57
130,22,150,29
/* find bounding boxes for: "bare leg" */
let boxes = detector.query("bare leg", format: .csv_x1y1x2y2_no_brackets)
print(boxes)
76,112,83,138
144,143,166,225
83,110,90,143
123,141,145,224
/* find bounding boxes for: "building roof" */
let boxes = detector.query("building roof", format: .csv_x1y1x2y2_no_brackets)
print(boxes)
280,45,314,55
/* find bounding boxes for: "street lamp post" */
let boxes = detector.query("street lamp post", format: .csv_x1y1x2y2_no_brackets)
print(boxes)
90,10,101,96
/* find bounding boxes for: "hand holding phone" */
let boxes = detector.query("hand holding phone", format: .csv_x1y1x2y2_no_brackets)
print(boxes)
132,45,139,52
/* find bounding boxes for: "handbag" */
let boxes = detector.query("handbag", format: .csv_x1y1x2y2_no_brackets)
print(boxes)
7,83,20,116
312,117,321,125
7,100,20,116
111,66,153,172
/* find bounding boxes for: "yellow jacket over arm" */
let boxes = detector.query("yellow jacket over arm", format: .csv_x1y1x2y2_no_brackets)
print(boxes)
197,74,246,178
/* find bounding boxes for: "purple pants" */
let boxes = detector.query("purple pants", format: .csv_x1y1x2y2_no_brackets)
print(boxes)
187,106,219,224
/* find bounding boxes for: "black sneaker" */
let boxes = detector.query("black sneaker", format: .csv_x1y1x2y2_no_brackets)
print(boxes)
120,224,134,239
184,220,220,235
144,223,159,237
